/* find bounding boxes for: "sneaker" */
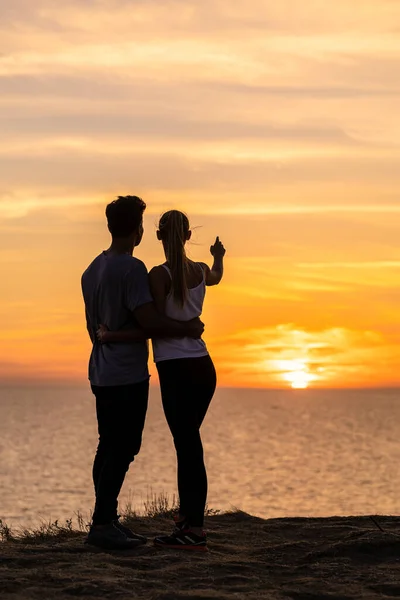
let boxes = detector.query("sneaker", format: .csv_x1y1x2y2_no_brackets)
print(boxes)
85,522,144,550
173,515,188,531
113,520,147,544
154,529,207,552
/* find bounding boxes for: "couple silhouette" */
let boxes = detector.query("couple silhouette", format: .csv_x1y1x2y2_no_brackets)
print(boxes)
81,195,225,551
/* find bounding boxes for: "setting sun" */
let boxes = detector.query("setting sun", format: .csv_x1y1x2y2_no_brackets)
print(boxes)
268,359,316,389
285,370,312,390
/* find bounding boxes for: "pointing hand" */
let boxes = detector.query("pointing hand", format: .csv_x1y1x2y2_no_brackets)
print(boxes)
210,236,226,258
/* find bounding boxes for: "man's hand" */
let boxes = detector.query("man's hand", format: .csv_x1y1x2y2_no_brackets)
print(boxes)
97,324,110,343
184,317,205,339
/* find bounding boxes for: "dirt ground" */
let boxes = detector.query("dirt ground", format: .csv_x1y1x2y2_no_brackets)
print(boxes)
1,512,400,599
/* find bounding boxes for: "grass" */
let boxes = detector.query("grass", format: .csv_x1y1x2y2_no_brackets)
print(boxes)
0,492,220,544
123,490,179,520
0,516,86,544
0,520,13,542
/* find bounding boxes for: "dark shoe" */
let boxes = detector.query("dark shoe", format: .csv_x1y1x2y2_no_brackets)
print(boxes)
113,520,147,544
85,522,143,550
173,514,188,531
154,529,207,552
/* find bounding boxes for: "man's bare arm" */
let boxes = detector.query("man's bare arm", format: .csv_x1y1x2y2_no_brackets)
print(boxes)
134,302,204,338
97,302,204,344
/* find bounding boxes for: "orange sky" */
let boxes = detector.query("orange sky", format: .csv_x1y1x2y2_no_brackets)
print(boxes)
1,1,400,388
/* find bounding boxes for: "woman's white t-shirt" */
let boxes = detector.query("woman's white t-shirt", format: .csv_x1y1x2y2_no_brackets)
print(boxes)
152,264,209,363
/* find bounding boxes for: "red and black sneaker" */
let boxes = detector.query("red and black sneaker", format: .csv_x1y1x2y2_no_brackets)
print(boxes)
173,514,188,531
154,529,207,552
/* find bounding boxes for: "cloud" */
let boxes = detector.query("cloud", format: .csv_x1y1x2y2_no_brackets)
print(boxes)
0,0,399,211
2,151,400,198
1,0,398,39
2,75,400,106
211,324,400,387
0,111,358,144
299,261,400,269
215,82,400,99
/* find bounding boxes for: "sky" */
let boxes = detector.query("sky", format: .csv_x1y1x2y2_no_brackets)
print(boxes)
1,0,400,388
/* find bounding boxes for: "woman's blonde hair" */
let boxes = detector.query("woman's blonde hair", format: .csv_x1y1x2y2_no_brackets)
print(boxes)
158,210,190,307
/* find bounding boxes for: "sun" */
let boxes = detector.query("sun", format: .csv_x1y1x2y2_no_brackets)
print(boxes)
287,371,311,389
272,359,316,389
286,370,311,389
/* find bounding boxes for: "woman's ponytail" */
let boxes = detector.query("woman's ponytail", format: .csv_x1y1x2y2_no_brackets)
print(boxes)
158,210,190,307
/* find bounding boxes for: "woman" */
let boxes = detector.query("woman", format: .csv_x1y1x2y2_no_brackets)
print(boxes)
98,210,225,551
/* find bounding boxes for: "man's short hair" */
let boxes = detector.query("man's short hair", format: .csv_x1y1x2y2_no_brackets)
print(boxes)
106,195,146,237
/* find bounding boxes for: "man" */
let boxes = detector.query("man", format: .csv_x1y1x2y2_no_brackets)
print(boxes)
81,195,203,550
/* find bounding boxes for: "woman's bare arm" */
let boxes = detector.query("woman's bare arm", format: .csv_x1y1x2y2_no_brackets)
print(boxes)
201,236,226,286
148,265,170,314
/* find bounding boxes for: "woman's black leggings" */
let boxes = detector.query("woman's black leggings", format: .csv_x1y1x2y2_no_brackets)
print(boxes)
156,354,216,528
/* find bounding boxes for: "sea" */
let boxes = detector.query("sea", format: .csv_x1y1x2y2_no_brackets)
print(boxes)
1,386,399,528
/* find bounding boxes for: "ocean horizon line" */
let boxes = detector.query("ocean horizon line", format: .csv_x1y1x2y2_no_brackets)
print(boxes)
1,381,400,392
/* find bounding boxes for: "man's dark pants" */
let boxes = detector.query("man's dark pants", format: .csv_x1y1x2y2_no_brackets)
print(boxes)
90,379,149,525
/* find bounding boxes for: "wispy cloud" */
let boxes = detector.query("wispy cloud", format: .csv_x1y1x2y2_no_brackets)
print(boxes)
299,261,400,269
211,324,400,387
